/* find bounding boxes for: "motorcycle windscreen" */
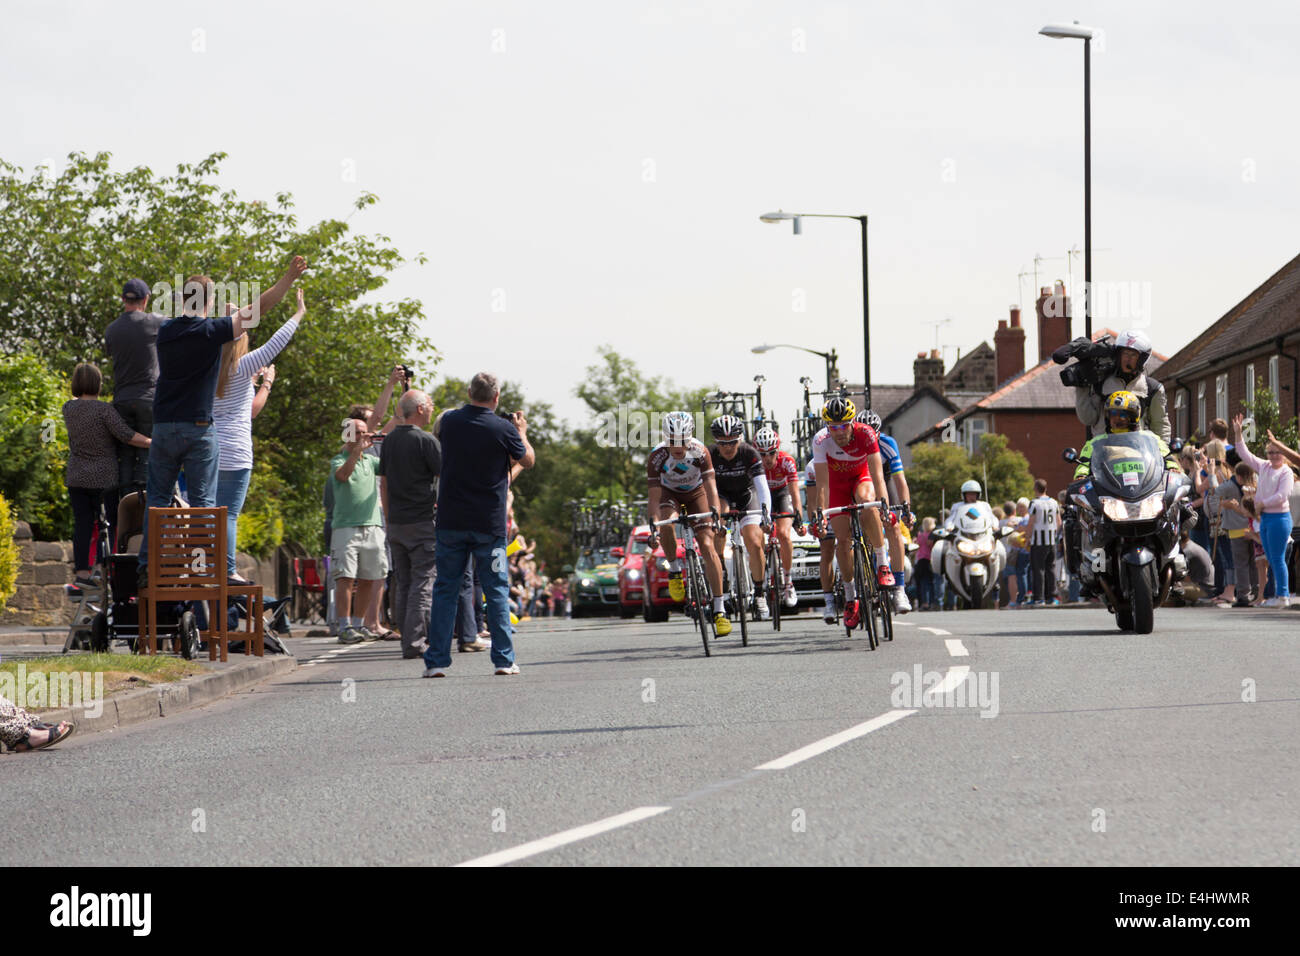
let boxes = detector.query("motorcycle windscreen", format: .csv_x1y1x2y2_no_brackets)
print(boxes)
1089,432,1166,498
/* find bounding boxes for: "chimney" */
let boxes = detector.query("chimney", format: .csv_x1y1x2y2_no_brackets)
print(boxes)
913,349,945,393
1036,282,1072,362
995,305,1026,386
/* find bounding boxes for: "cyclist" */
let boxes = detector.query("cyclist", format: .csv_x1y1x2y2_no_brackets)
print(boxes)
857,409,914,613
755,426,806,609
810,396,892,630
645,411,731,636
706,415,773,620
805,456,839,623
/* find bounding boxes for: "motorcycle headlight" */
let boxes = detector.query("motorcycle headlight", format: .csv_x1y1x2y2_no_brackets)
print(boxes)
625,569,642,582
956,537,993,558
1101,493,1164,522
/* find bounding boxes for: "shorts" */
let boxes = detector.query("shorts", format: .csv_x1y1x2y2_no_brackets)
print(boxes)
658,486,712,528
331,525,389,580
827,474,875,511
720,488,761,528
771,487,794,519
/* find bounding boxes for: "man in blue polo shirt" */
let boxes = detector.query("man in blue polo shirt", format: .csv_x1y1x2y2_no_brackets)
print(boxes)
138,258,305,580
422,372,535,678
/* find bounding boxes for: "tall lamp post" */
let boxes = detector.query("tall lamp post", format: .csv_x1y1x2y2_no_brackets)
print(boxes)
751,343,840,392
759,211,871,410
1039,21,1098,342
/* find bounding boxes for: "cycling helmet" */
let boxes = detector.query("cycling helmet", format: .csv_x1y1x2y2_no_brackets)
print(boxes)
960,479,981,497
855,409,883,431
1105,390,1141,432
710,415,745,440
753,426,780,452
1114,330,1152,372
661,411,695,444
821,397,856,423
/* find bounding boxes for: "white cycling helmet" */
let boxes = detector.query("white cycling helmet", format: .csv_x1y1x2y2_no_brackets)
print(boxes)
662,411,694,444
960,479,981,496
753,427,780,452
1114,330,1152,371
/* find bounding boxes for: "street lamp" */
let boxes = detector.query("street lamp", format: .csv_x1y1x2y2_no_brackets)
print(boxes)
759,209,871,409
751,343,840,392
1039,20,1099,341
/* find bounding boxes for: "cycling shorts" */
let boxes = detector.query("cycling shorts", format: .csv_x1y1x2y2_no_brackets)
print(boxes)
771,487,794,519
658,486,712,528
720,488,761,529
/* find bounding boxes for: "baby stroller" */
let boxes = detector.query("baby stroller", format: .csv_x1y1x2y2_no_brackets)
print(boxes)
83,489,202,658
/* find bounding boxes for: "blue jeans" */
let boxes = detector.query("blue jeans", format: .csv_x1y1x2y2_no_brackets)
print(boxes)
1015,549,1031,599
424,529,515,670
1260,512,1292,598
217,468,252,575
138,422,221,570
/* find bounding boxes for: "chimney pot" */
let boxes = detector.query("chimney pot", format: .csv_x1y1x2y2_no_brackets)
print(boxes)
998,319,1008,330
930,349,940,359
1010,306,1021,328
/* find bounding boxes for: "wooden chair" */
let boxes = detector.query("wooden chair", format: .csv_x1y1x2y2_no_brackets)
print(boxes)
139,506,229,661
226,582,265,657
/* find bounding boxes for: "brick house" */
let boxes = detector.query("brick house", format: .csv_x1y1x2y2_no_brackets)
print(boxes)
1151,251,1300,441
907,284,1166,493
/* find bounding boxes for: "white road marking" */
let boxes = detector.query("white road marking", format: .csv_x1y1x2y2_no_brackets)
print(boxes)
919,626,951,636
945,639,969,657
755,709,916,771
894,620,915,627
932,665,970,695
454,806,672,867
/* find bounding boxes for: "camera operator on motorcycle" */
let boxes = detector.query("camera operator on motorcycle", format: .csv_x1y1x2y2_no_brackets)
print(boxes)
1074,330,1171,442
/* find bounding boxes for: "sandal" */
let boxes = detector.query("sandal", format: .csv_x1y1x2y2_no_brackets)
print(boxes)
9,721,76,753
375,628,400,641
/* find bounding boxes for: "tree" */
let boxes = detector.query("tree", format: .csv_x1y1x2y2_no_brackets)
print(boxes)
908,432,1034,524
0,355,71,540
0,152,434,548
1241,378,1299,458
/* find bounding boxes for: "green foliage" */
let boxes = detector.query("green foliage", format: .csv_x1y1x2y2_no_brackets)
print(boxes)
908,432,1034,523
0,151,433,549
0,493,18,607
1241,379,1299,458
0,354,71,540
236,459,287,559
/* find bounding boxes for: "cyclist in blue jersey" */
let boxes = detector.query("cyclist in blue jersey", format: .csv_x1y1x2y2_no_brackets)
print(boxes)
858,410,914,613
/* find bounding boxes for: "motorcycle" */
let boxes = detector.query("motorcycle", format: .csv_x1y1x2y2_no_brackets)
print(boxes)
1061,433,1190,634
930,505,1015,609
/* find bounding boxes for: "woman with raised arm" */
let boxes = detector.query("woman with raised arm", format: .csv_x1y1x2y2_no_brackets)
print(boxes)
1229,415,1294,607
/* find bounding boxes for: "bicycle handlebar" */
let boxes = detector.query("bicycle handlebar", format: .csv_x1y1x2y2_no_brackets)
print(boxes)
821,501,885,517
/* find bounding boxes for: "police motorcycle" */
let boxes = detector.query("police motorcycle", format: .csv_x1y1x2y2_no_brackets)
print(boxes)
1062,431,1190,635
930,481,1016,610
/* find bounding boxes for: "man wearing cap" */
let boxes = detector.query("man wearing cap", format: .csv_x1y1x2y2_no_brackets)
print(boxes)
105,278,166,495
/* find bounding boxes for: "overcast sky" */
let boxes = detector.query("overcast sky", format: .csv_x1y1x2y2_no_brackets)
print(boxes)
6,0,1298,431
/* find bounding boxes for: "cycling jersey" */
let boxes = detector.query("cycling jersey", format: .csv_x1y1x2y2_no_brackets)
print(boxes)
710,442,765,500
877,433,904,478
811,422,880,483
804,460,816,487
764,450,800,490
646,438,714,492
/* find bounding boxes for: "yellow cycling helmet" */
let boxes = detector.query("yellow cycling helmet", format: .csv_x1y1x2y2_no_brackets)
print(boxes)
1105,390,1141,432
821,396,856,423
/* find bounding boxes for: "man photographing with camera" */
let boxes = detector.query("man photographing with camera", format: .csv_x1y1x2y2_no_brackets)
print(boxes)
1059,329,1170,442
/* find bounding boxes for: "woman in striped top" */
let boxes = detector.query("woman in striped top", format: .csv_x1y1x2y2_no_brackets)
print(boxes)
213,288,306,579
1227,414,1294,607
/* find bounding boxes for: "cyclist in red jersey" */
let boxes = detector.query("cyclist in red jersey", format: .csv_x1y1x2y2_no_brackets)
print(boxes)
810,396,892,629
754,426,805,608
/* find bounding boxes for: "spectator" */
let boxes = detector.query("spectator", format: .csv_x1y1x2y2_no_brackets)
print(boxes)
138,261,304,582
62,364,151,585
213,283,306,581
1231,414,1293,607
1198,440,1236,605
0,698,74,753
1025,479,1061,606
361,366,408,637
914,516,937,611
1207,418,1242,468
105,278,165,495
997,501,1019,608
1177,530,1215,603
379,389,442,660
331,410,388,643
421,372,535,678
1238,498,1270,604
434,406,490,652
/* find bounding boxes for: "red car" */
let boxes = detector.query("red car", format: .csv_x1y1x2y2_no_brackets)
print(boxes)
618,525,684,622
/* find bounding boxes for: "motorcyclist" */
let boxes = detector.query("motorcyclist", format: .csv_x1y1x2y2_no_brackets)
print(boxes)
944,479,996,531
1074,330,1171,442
1072,391,1180,481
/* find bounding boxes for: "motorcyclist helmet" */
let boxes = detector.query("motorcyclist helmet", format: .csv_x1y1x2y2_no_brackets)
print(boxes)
1114,330,1152,373
960,479,981,499
1105,390,1141,432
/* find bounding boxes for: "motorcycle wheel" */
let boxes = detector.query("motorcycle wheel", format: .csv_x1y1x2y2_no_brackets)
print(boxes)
1128,564,1155,634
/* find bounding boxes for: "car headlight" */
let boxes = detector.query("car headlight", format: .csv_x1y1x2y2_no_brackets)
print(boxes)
625,569,642,582
1101,493,1164,522
956,537,993,558
581,577,594,587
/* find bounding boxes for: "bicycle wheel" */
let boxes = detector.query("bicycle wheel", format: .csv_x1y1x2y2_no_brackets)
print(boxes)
688,549,712,656
854,533,879,650
733,539,749,647
767,539,782,632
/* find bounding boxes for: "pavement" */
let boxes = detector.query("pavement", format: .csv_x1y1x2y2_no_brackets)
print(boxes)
1,605,1296,866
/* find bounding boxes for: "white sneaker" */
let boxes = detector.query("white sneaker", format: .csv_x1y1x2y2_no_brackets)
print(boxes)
823,604,837,624
895,590,912,614
422,667,447,678
783,583,798,608
494,663,521,675
755,599,771,621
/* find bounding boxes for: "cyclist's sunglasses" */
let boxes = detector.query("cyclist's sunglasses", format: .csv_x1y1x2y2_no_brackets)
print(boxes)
760,450,778,456
827,422,851,431
717,439,740,446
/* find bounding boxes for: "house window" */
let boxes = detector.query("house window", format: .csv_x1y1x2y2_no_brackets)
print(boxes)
1269,355,1280,396
1174,390,1187,440
1197,381,1206,436
966,417,987,454
1215,374,1228,421
1245,363,1255,410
